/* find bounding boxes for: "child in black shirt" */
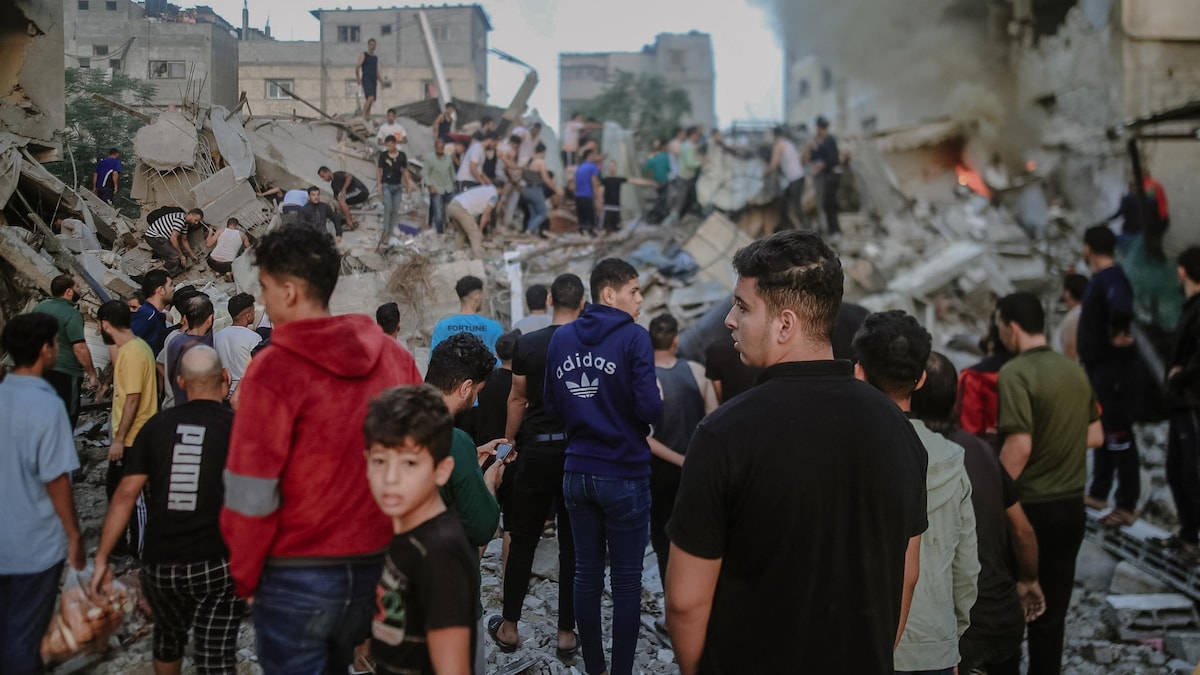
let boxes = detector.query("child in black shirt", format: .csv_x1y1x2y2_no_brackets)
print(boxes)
364,385,479,675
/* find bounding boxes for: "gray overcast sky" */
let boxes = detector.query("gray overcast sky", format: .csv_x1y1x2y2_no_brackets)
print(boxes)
220,0,782,128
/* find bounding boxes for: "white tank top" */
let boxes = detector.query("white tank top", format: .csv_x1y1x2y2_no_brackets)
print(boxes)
779,140,804,183
211,228,242,261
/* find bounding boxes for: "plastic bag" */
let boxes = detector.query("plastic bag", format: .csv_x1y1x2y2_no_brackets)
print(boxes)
40,564,137,665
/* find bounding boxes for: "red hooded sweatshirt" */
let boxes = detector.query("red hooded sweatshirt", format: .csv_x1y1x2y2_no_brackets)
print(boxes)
220,314,421,597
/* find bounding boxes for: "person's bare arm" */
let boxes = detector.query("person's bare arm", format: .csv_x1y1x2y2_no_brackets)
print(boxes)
113,171,119,191
505,373,528,442
1007,502,1046,621
109,392,141,462
240,231,251,250
666,546,721,675
627,177,658,187
1000,432,1033,479
470,158,484,184
688,362,719,414
896,534,921,648
91,474,148,594
74,343,98,386
1087,420,1104,449
355,52,365,84
540,163,561,196
47,474,85,571
649,436,685,467
711,379,723,404
376,165,384,191
404,168,417,193
169,229,185,259
341,173,354,197
426,626,472,675
767,143,782,173
479,203,494,232
205,226,220,248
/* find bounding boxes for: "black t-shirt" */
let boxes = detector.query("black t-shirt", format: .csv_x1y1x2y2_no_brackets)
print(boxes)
703,336,761,403
667,360,928,674
123,400,233,564
952,428,1025,640
456,368,512,446
811,135,840,170
601,176,626,208
832,303,868,361
332,171,367,197
371,511,479,675
511,325,564,449
378,151,409,186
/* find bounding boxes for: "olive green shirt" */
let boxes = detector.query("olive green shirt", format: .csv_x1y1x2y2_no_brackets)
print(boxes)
33,297,86,377
997,346,1099,503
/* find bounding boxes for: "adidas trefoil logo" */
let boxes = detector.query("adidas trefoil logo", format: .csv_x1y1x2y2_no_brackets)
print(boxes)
566,373,600,399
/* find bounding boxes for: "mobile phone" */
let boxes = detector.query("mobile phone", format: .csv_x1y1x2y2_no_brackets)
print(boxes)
495,443,514,462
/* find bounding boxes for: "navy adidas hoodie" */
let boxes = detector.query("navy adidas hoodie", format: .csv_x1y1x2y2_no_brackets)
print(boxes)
544,303,664,478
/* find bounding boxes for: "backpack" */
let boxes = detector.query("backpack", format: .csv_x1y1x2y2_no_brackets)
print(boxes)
146,205,184,225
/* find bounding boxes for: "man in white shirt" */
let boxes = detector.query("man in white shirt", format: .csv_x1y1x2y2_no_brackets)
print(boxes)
768,127,807,231
448,185,498,258
213,293,262,396
562,113,585,167
456,133,494,191
375,108,408,149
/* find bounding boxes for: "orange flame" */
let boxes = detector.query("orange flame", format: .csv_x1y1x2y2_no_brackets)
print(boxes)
955,165,992,198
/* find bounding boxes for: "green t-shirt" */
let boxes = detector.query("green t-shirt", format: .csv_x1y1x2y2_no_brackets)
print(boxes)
997,346,1099,503
33,297,86,377
438,427,498,619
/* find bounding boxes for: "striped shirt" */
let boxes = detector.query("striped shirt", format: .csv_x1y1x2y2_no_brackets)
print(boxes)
146,211,188,239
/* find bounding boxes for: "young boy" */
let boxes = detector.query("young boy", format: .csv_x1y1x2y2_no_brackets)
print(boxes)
365,384,479,675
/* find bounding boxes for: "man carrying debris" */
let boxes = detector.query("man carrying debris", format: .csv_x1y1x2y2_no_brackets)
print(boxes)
768,126,806,231
220,225,421,674
356,38,386,122
91,345,242,675
854,310,979,675
297,185,346,244
34,274,99,428
0,313,86,674
204,217,250,278
665,231,927,675
544,258,663,675
318,167,368,232
376,134,417,251
93,148,121,204
145,207,204,277
994,292,1102,675
131,269,174,356
431,275,504,362
446,185,497,260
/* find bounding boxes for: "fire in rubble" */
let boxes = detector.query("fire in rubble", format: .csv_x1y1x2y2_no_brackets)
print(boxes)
955,164,992,199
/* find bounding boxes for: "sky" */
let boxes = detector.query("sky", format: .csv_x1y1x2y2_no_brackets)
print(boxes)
209,0,783,129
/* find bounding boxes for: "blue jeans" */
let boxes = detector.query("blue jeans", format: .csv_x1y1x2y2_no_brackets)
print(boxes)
380,183,404,248
563,472,650,675
429,192,449,234
524,185,549,234
0,560,63,674
252,563,381,675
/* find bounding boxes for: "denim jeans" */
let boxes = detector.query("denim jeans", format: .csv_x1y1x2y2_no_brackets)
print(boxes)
563,472,650,675
523,185,549,234
380,183,404,248
252,563,381,675
0,560,63,674
429,192,449,234
1086,360,1140,510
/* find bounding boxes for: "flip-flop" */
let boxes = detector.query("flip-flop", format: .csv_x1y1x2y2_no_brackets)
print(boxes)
555,632,579,661
486,614,519,653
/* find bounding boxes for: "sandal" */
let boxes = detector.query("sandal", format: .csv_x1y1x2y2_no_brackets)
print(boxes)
1099,508,1137,527
555,632,579,661
486,614,519,653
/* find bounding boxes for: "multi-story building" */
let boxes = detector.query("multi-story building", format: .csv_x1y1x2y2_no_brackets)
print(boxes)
61,0,239,109
559,32,716,134
239,4,490,119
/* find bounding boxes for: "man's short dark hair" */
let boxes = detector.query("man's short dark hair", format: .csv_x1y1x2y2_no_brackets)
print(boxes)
425,332,495,394
508,134,522,146
773,126,786,138
364,385,454,462
551,273,585,309
685,126,698,136
455,275,484,300
307,185,321,194
1179,247,1200,283
731,230,843,341
581,148,593,161
384,135,396,144
172,284,201,309
107,148,119,156
141,269,170,298
376,302,401,334
911,351,959,433
386,107,396,115
996,292,1045,335
187,208,204,219
252,223,341,306
590,259,639,304
496,331,519,362
228,292,255,320
51,274,76,298
2,313,59,367
1063,273,1088,303
183,294,214,329
852,310,932,398
535,142,547,154
649,313,679,351
227,217,240,227
318,165,331,175
481,115,494,127
816,116,830,129
97,299,132,329
525,285,548,311
1084,226,1116,256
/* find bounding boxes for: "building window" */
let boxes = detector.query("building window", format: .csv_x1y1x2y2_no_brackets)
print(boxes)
798,79,810,99
337,25,361,42
109,59,122,69
821,67,833,91
150,61,187,79
433,25,449,42
669,49,685,68
77,0,89,9
105,0,117,8
93,44,109,56
266,80,294,100
562,65,606,82
78,58,91,68
380,24,392,35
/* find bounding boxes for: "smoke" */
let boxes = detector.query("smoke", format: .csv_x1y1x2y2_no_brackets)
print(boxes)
756,0,1012,128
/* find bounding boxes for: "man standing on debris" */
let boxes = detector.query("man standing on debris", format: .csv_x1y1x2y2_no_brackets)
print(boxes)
318,166,369,232
375,107,407,148
0,313,86,674
431,275,504,362
643,139,672,224
805,116,843,239
665,231,928,675
376,134,417,251
677,126,704,219
1077,226,1140,526
34,274,99,428
356,38,386,122
599,160,656,234
204,217,250,278
456,132,492,192
544,258,663,675
91,345,242,675
521,143,560,237
214,293,261,396
220,225,421,674
495,273,587,658
298,185,346,243
512,284,551,335
424,137,457,235
1055,273,1088,361
768,126,806,231
446,184,497,259
994,292,1102,675
131,269,173,356
574,149,602,236
854,310,979,675
145,207,204,277
93,148,122,204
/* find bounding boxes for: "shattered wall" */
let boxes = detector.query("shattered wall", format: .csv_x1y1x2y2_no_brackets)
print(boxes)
0,0,65,161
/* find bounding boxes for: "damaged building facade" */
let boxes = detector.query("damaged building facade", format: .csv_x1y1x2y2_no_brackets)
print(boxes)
2,0,65,162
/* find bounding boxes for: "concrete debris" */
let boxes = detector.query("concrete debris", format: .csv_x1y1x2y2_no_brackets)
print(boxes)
1104,594,1200,640
132,111,198,171
0,226,60,295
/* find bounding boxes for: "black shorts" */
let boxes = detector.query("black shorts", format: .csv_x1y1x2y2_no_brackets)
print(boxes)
362,81,377,99
576,198,597,230
343,188,368,206
602,208,621,232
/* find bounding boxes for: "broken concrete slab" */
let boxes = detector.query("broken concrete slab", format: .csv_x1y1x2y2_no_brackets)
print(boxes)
1104,594,1200,640
190,167,261,228
887,241,987,298
683,212,755,296
0,226,60,294
133,111,198,171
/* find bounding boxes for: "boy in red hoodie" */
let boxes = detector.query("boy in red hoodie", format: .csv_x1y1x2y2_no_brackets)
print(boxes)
220,225,422,673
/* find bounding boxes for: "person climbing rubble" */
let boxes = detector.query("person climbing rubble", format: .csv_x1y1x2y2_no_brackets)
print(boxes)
144,207,204,278
318,167,368,231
